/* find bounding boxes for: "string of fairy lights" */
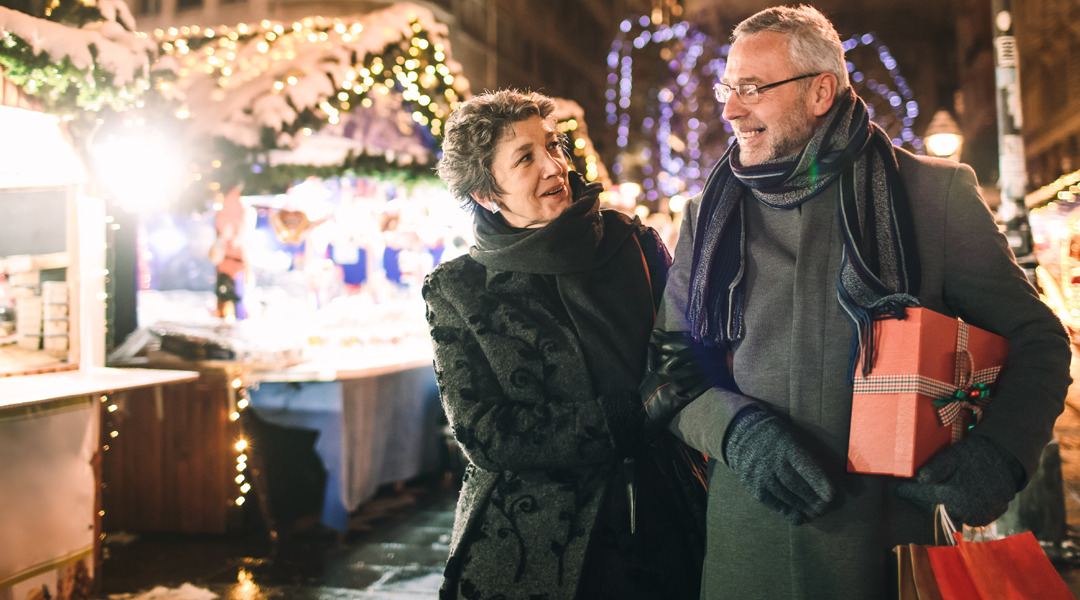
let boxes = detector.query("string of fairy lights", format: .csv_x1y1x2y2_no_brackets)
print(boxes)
151,11,468,200
155,16,464,137
230,376,252,507
97,371,255,532
605,16,923,203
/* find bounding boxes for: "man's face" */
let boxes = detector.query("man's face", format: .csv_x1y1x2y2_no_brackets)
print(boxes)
721,31,820,166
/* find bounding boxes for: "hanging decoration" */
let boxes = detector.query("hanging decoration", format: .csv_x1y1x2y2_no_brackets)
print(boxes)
606,17,923,207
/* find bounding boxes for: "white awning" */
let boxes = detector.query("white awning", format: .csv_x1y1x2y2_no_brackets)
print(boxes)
0,106,85,189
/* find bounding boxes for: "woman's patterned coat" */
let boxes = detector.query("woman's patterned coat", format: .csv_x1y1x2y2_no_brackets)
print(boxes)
423,227,671,599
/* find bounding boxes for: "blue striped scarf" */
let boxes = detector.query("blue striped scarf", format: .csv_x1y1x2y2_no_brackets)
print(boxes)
686,89,921,381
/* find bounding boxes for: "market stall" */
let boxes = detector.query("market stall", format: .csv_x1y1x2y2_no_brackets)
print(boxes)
119,172,463,533
1027,169,1080,343
92,3,476,537
0,90,197,596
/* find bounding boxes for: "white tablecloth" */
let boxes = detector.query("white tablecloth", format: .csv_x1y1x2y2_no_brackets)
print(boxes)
247,365,442,531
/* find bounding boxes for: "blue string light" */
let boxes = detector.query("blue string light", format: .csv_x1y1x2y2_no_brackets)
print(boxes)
606,20,923,203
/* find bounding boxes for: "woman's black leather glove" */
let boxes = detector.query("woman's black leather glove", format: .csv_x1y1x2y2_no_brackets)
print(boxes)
638,330,720,436
724,406,838,526
895,434,1024,526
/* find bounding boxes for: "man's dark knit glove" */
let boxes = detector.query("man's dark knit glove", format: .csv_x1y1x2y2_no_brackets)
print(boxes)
639,331,718,436
724,406,838,526
895,434,1024,527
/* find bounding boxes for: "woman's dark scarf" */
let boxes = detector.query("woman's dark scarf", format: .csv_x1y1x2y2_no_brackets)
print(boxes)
471,173,709,565
469,171,654,394
687,88,921,381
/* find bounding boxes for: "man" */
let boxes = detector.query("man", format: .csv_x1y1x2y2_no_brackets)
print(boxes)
641,5,1072,599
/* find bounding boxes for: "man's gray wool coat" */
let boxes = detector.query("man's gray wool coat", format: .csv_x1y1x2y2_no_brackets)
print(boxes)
659,149,1072,599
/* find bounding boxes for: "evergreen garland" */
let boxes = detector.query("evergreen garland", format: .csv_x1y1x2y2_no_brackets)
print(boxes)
0,0,159,145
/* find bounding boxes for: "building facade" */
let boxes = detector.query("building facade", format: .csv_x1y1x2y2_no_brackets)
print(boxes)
1013,0,1080,191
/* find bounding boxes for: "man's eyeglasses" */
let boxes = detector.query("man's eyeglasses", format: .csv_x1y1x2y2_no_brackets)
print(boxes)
713,73,822,104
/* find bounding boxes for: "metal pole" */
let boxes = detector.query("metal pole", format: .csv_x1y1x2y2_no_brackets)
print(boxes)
990,0,1035,277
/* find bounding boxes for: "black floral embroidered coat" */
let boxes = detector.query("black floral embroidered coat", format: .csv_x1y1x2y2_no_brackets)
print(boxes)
423,221,695,600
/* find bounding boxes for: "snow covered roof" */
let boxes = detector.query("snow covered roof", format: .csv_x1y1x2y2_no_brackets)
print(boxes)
154,2,470,163
0,0,156,112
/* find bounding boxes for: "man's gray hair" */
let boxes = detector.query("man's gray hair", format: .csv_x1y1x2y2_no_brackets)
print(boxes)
436,89,561,212
732,4,850,99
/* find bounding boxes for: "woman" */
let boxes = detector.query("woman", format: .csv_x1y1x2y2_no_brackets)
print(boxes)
423,89,704,599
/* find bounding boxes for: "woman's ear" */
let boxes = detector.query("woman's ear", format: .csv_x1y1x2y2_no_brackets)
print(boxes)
471,191,498,213
809,72,838,118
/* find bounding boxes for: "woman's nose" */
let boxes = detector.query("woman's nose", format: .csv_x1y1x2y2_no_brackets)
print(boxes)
542,151,565,177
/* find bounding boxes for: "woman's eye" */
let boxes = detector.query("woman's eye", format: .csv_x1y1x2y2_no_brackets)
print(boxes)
515,153,531,165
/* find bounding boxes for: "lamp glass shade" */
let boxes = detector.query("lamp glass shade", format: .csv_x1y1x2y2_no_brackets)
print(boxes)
927,132,962,157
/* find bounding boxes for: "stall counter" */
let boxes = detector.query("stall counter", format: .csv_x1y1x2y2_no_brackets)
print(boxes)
0,367,198,409
0,367,198,594
102,340,443,537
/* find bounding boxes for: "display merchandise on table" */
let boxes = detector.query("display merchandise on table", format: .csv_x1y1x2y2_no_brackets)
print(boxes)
121,289,431,372
127,173,468,373
0,256,74,377
847,307,1009,478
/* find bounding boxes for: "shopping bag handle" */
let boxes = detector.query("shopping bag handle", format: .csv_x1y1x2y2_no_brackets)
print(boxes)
935,504,959,546
935,504,1000,545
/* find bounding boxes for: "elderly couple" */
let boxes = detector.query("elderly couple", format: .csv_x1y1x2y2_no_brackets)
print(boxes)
422,5,1071,599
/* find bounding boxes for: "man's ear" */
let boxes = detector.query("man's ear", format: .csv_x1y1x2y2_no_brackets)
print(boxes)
809,72,838,118
471,191,495,213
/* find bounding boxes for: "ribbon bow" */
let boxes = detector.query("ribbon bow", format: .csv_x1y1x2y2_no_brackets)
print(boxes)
933,381,993,442
932,321,999,442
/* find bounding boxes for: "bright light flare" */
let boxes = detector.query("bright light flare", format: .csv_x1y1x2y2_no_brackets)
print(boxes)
93,130,186,211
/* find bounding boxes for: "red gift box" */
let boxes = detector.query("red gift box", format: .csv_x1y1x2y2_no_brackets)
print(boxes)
846,307,1009,477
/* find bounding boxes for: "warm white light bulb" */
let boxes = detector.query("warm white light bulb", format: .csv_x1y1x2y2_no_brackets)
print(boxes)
927,133,961,158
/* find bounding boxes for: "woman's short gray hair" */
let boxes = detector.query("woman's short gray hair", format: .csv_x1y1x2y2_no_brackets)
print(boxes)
437,89,560,212
732,4,850,100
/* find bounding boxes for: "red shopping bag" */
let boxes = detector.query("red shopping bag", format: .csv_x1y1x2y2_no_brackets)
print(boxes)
926,530,1075,599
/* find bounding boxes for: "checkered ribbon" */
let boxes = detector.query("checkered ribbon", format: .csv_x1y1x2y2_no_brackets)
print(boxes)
853,321,1000,442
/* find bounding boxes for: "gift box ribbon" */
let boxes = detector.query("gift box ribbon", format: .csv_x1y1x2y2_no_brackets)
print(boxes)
853,320,1000,442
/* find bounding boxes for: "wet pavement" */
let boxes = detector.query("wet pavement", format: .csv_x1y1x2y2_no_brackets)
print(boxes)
96,474,456,599
95,353,1080,599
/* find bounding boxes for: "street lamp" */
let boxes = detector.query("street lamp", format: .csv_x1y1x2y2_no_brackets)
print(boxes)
925,109,964,161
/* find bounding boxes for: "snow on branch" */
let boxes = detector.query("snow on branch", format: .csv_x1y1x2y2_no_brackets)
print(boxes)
0,1,157,115
157,2,469,152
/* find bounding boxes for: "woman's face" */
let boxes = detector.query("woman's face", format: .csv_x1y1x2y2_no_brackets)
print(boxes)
474,114,571,228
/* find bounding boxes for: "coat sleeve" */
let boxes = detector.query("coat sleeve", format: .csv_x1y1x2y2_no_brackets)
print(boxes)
637,224,673,307
423,268,615,473
652,196,756,461
933,164,1072,479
